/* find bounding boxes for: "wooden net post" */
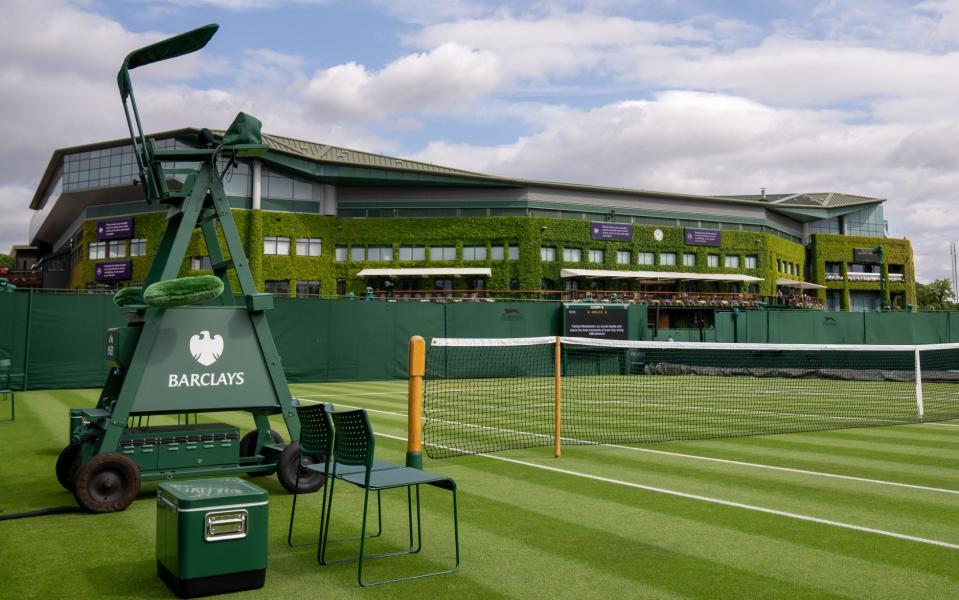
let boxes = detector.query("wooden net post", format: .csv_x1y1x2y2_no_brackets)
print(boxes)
407,335,426,468
554,336,562,458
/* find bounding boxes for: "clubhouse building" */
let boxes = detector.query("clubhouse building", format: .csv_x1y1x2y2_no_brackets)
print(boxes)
20,128,914,312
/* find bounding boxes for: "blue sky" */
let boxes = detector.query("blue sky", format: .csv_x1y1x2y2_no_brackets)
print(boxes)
3,0,959,282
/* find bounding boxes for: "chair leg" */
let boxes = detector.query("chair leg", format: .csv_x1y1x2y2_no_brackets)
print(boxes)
357,482,460,587
289,463,330,548
318,476,337,565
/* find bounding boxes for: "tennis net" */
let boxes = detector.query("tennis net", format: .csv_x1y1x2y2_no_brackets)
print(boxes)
422,337,959,458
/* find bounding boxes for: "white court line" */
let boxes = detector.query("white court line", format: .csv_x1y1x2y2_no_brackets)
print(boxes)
372,429,959,552
297,392,404,399
303,400,959,497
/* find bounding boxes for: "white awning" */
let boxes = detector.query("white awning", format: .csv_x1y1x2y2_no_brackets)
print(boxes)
560,268,763,283
776,278,826,290
357,268,492,277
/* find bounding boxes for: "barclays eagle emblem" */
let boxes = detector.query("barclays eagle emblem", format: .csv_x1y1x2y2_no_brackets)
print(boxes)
189,330,224,366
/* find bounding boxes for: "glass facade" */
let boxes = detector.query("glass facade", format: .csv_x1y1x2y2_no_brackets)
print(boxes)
810,217,841,235
845,206,885,237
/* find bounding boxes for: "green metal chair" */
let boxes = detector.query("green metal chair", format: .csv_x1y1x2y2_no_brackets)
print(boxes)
0,359,14,421
287,403,398,548
320,409,459,586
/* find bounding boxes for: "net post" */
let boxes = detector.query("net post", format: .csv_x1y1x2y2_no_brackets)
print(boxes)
914,347,925,421
407,335,426,468
554,336,562,458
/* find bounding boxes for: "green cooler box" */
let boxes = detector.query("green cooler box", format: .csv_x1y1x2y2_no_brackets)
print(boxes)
156,478,268,598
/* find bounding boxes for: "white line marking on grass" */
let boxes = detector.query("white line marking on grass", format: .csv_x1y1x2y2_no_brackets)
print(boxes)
925,422,959,428
297,392,405,399
303,399,959,497
369,428,959,552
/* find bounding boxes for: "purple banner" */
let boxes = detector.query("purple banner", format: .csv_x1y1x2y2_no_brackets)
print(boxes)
96,218,133,240
591,222,633,241
684,228,721,246
95,260,132,282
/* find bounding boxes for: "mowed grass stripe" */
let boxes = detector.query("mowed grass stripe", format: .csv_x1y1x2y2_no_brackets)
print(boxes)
322,396,959,548
442,458,959,598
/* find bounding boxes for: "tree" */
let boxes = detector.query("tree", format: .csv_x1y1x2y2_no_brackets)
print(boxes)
0,253,12,269
916,279,957,311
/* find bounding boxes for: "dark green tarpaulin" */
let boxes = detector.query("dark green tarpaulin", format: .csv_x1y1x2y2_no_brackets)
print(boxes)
4,292,959,391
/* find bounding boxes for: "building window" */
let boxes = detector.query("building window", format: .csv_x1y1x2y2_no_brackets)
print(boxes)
588,249,604,263
744,255,757,269
844,206,885,238
295,238,322,257
336,279,346,295
367,246,393,261
563,248,582,263
434,278,453,291
264,280,289,295
637,252,654,265
509,278,521,290
490,245,504,260
350,246,365,261
467,278,486,290
88,242,106,260
708,254,719,268
541,246,556,262
659,253,676,266
463,246,487,261
683,253,696,267
399,245,426,261
541,278,555,290
108,240,126,258
335,245,347,262
508,245,520,261
725,255,740,268
130,238,147,257
826,290,842,311
295,280,320,296
190,256,212,271
264,236,290,256
432,246,456,261
616,250,631,265
810,217,841,235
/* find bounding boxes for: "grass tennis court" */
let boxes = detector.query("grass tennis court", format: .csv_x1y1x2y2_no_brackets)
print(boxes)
3,381,959,598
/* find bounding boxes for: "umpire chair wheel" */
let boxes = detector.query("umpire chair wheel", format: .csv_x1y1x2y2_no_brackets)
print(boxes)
73,452,141,513
277,442,326,494
55,440,83,491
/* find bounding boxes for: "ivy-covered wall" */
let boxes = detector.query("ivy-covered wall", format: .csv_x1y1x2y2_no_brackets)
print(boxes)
71,210,854,299
808,234,915,309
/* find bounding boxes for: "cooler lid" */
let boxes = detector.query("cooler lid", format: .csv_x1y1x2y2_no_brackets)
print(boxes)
158,477,267,509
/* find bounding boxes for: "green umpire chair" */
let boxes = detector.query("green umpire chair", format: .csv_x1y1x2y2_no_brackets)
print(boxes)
321,409,460,586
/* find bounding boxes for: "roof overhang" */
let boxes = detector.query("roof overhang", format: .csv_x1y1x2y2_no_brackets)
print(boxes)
775,278,826,290
560,268,763,283
357,268,492,277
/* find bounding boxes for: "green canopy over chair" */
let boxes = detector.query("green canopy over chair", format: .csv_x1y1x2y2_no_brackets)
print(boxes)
321,409,459,586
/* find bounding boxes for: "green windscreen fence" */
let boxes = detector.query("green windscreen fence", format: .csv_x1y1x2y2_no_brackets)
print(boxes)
3,292,958,390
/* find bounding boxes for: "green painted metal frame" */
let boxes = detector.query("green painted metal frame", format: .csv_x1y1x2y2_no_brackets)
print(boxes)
320,409,459,587
72,23,300,482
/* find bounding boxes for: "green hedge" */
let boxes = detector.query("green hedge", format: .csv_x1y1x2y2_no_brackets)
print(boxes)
808,234,915,309
74,211,834,297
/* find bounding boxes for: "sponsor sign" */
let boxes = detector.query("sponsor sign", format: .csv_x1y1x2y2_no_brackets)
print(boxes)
853,248,882,264
96,217,134,240
590,222,633,241
94,260,132,281
684,228,721,246
564,304,628,340
132,308,279,413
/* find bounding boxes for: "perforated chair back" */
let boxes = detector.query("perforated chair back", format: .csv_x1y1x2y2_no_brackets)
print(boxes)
296,403,334,457
330,409,374,468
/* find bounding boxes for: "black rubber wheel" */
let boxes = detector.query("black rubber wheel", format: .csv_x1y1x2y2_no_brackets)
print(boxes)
73,452,141,513
55,441,83,491
277,442,327,494
239,429,285,478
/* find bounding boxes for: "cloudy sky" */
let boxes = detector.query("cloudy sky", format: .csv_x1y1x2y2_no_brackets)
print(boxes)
2,0,958,281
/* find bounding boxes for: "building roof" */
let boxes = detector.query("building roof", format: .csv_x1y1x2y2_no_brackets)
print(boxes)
30,126,886,215
721,192,883,209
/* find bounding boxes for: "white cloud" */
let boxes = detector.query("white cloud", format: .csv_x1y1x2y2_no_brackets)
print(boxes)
303,42,501,120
